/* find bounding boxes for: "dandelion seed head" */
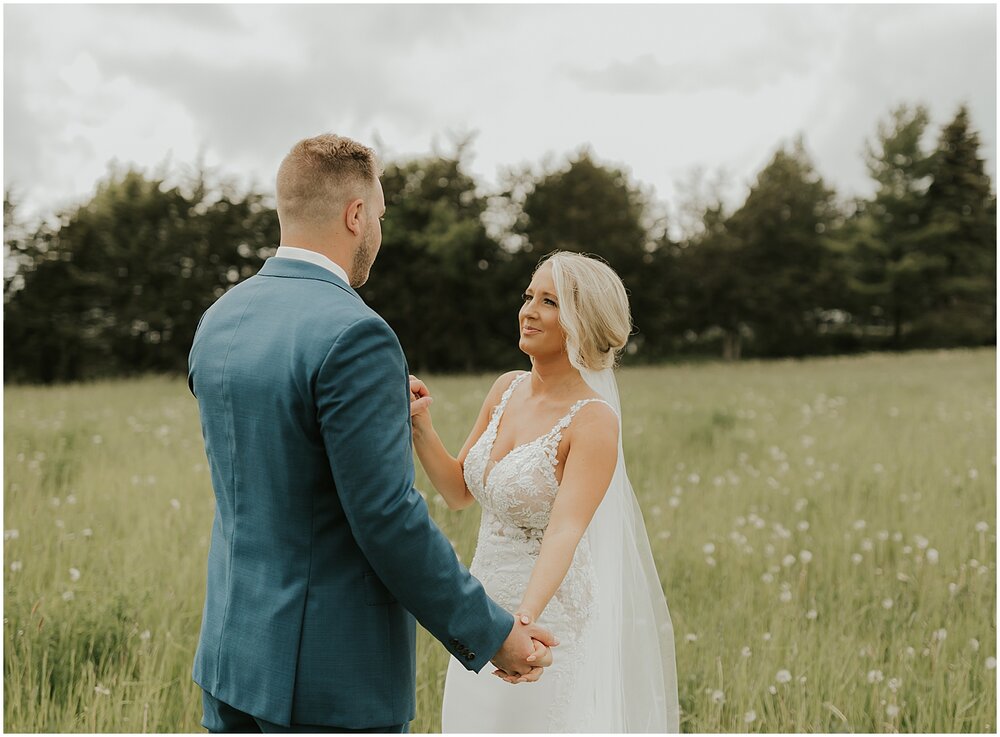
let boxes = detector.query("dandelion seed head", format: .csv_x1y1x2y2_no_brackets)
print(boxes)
685,633,698,643
970,639,980,651
867,669,884,684
170,499,181,511
711,690,724,704
62,591,74,601
763,632,771,641
10,561,22,572
741,646,752,658
851,553,864,564
926,548,939,564
703,543,715,555
768,685,777,695
69,568,80,582
987,657,997,670
806,609,818,620
886,704,900,717
782,554,796,567
882,598,894,609
744,710,757,723
975,521,989,533
775,669,792,683
3,529,18,541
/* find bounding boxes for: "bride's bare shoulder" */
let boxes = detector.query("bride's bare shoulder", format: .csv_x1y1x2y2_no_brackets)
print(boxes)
485,370,528,401
568,397,619,439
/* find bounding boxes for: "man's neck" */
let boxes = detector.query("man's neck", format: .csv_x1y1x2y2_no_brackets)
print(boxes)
276,244,352,284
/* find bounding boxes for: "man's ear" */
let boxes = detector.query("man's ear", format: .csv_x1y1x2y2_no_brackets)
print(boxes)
344,197,365,236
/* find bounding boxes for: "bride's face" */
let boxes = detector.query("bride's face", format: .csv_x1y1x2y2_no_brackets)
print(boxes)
518,263,565,358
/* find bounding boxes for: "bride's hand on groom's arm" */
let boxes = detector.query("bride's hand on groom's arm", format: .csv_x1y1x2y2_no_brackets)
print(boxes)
409,375,433,427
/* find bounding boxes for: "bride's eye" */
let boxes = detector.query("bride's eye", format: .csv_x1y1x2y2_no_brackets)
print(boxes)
521,292,531,302
544,298,558,307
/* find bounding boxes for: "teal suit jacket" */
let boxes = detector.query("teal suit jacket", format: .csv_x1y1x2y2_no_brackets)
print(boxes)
188,257,514,728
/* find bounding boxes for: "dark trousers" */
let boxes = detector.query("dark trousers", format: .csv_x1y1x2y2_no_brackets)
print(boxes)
202,690,409,734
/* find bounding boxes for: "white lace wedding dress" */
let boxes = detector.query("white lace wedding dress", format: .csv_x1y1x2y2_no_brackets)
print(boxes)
441,372,609,732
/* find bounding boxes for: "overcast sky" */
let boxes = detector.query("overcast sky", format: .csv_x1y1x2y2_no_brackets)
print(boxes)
4,3,996,227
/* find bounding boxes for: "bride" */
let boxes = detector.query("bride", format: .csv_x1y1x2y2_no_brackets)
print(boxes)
409,251,680,733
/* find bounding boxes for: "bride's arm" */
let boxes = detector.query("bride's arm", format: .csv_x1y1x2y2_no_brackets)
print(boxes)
410,371,523,511
516,404,619,622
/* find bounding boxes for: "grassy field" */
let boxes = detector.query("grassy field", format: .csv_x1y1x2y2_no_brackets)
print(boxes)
4,348,996,732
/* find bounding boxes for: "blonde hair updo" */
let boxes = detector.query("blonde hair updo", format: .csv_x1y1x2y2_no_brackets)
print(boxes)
537,251,632,371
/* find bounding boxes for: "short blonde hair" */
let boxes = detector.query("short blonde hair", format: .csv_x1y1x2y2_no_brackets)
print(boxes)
537,251,632,371
276,133,382,227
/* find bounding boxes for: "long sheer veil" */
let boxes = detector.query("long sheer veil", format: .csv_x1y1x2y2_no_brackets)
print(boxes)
571,367,681,732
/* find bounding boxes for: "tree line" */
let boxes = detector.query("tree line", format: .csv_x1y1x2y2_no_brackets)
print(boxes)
4,103,995,383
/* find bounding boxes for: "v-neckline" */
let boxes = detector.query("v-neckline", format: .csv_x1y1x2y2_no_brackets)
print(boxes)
482,374,572,489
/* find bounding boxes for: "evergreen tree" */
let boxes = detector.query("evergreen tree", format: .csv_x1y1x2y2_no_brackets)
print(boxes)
920,105,997,344
4,168,277,383
513,151,665,359
360,151,520,373
848,104,942,346
724,139,843,356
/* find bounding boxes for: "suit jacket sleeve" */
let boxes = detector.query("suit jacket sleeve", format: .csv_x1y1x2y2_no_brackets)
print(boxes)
316,314,514,672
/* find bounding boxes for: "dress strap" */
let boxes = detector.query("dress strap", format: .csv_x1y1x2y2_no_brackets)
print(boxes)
543,397,615,441
491,372,530,422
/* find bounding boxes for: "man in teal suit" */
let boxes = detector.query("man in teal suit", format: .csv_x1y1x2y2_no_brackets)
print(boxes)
188,134,556,733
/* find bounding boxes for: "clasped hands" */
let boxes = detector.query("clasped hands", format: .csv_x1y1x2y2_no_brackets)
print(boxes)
490,611,558,685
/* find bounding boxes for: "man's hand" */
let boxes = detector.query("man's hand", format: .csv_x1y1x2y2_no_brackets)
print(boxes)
490,615,558,684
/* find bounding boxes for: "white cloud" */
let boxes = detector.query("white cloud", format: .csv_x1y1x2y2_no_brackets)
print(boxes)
3,4,995,224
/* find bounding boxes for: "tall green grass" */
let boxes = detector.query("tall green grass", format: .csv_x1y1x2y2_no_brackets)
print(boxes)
5,348,995,732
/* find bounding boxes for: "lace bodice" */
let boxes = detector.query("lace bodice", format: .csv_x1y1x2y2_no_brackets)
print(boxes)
460,372,612,726
463,372,612,546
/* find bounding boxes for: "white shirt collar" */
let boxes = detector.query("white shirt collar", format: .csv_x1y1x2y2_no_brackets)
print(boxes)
274,246,351,285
